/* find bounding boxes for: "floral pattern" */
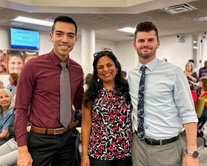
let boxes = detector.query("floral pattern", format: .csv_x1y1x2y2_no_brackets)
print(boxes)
200,92,207,106
88,87,132,160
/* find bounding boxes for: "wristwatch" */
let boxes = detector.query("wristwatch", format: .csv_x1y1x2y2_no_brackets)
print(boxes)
185,149,199,158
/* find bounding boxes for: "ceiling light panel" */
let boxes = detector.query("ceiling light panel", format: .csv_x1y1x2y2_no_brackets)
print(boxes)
12,16,53,26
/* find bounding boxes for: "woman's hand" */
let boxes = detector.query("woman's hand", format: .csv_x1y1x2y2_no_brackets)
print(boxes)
81,156,90,166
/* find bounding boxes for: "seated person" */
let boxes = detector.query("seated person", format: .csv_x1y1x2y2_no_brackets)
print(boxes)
0,110,31,166
198,77,207,135
0,88,15,145
0,138,18,166
189,81,198,106
184,62,198,83
7,73,18,97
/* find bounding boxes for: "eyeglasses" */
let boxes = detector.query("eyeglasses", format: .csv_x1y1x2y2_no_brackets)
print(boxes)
93,50,113,57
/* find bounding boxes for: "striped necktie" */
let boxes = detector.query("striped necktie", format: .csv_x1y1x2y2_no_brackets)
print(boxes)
60,62,71,127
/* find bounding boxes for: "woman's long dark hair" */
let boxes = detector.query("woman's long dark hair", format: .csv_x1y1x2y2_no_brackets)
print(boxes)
83,51,131,108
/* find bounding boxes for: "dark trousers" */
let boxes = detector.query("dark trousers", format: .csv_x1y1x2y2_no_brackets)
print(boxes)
28,128,80,166
90,156,132,166
199,109,207,129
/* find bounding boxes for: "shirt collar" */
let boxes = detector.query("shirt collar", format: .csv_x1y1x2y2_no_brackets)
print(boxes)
138,57,159,72
49,49,69,66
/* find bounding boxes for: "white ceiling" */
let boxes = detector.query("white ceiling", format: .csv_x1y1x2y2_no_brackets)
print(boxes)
0,0,207,41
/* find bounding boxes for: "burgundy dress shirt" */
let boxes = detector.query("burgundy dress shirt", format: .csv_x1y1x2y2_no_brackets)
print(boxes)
14,50,84,146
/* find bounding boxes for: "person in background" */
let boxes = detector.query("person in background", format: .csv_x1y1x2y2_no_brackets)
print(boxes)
198,76,207,136
188,59,194,64
81,50,132,166
189,81,199,106
0,81,5,89
7,73,18,97
184,62,198,83
121,70,127,80
14,16,84,166
128,21,199,166
162,58,167,62
0,50,6,74
8,51,24,75
24,52,38,64
188,59,198,74
84,73,92,90
199,60,207,79
0,88,15,146
0,138,18,166
0,111,31,166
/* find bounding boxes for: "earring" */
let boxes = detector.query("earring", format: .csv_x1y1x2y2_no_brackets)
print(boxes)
97,78,100,82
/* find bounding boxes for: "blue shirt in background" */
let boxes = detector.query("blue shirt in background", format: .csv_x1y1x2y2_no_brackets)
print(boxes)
0,108,13,133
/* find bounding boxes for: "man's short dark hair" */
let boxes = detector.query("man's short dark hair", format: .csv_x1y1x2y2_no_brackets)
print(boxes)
188,59,194,64
51,16,77,36
134,21,159,42
121,71,127,78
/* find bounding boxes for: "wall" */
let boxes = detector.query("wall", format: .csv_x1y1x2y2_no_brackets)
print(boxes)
199,34,207,69
0,26,202,87
116,40,137,75
115,34,194,78
157,34,193,71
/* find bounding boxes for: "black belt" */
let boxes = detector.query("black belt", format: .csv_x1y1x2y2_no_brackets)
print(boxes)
135,131,179,146
144,135,179,145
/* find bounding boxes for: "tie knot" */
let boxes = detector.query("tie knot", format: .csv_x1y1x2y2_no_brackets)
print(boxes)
140,65,146,72
60,62,66,68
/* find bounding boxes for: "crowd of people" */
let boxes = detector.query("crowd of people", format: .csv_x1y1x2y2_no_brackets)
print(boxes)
184,59,207,137
0,16,205,166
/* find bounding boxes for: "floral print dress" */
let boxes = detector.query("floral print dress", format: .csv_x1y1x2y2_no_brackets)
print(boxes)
88,87,132,160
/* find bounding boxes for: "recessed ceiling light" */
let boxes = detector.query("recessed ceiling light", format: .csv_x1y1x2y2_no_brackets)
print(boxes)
10,22,24,26
118,27,135,34
12,16,53,26
194,17,207,21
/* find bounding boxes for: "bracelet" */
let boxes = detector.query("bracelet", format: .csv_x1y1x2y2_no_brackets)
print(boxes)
82,156,89,159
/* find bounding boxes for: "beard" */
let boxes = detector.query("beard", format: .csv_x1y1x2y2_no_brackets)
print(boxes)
137,47,157,59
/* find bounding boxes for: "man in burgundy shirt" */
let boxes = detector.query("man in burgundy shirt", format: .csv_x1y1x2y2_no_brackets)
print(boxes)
14,16,84,166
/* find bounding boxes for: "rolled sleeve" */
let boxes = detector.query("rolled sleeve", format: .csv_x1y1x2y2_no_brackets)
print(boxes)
174,67,198,124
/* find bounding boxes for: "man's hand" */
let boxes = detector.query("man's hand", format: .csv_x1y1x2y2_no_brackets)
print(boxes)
184,154,199,166
17,146,33,166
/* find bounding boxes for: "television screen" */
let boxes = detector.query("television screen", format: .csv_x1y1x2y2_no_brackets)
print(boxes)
10,28,40,50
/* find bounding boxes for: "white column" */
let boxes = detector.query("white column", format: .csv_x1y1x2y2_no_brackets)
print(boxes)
81,29,95,75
